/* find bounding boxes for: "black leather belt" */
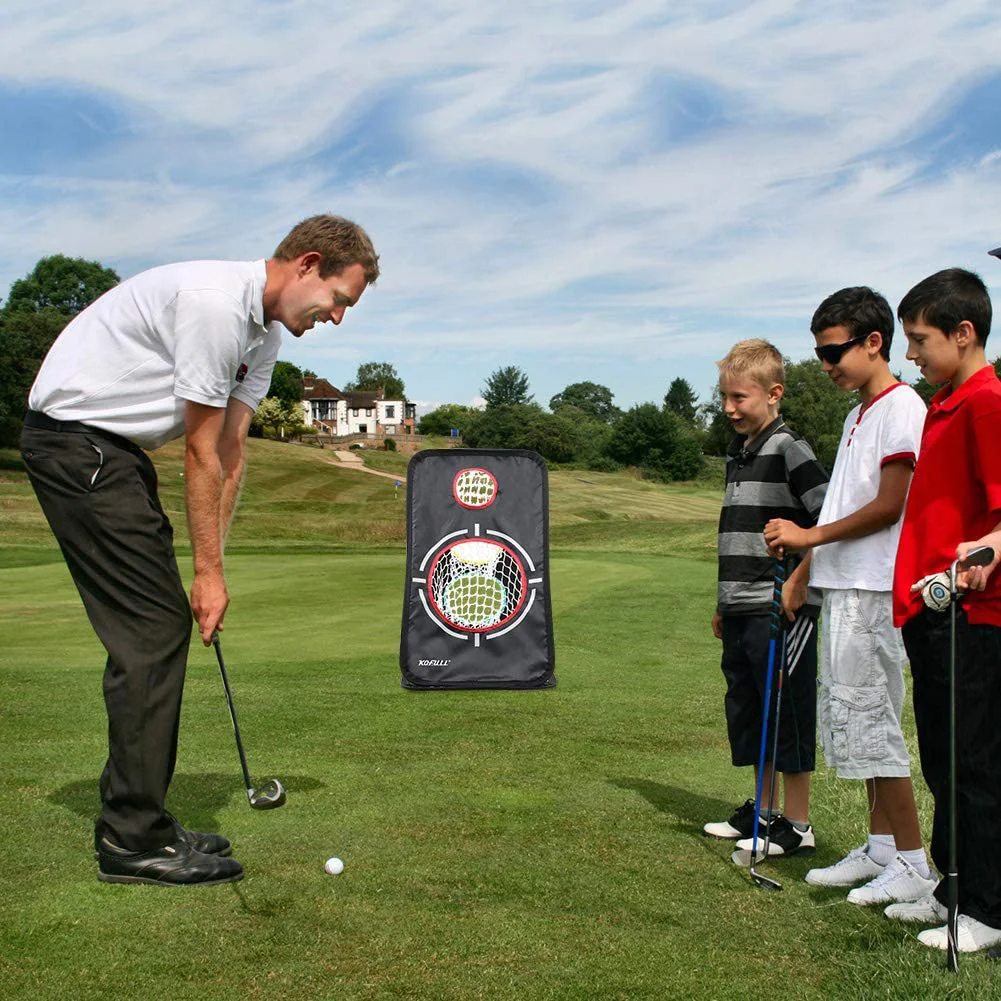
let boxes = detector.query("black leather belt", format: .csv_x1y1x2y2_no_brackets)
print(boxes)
23,410,140,452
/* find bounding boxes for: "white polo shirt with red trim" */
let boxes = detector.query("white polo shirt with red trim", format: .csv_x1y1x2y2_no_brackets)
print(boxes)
809,381,926,592
29,260,284,449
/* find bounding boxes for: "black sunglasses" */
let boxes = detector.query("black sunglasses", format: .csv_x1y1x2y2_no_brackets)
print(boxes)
814,333,869,365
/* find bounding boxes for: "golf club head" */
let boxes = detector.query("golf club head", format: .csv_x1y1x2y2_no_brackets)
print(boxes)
730,847,772,868
751,871,783,892
989,247,1001,261
960,545,996,569
248,778,287,810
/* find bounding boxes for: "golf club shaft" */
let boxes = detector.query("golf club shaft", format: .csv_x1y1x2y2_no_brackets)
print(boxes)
212,633,255,794
948,566,959,972
750,558,786,866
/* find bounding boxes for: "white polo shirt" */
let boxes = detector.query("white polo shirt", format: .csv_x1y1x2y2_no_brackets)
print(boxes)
809,382,927,592
29,260,284,449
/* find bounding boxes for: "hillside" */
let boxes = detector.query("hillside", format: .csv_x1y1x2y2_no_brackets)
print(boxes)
0,440,720,564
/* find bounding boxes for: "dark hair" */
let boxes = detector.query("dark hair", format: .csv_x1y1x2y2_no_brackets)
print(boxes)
897,268,991,347
810,286,894,360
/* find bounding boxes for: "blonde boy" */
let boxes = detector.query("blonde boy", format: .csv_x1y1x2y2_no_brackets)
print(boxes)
705,339,828,856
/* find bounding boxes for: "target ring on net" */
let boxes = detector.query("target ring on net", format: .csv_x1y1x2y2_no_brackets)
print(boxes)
453,467,498,509
426,538,527,632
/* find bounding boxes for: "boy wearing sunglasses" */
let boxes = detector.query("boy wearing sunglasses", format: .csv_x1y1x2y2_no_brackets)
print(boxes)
763,287,931,906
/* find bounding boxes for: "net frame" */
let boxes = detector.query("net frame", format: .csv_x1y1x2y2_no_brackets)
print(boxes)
427,538,527,632
452,467,498,509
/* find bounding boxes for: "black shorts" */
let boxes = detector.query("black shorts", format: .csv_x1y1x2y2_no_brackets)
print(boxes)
720,613,817,773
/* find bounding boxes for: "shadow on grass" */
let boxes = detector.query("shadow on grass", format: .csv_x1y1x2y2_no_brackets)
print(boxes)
47,772,325,832
610,778,734,839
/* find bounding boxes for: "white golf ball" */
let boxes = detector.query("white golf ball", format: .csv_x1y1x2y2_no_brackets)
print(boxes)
324,857,344,875
922,573,952,612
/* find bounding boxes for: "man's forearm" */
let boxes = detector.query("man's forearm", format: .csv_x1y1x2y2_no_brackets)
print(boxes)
185,447,225,575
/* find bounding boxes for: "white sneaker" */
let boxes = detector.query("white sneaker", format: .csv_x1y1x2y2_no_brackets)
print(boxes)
847,854,938,906
918,914,1001,953
884,894,946,924
805,846,884,887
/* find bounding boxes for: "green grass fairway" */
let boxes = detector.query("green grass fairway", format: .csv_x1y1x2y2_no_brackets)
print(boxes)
0,444,994,999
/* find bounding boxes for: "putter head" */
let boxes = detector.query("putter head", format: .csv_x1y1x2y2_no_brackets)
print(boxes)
248,778,287,810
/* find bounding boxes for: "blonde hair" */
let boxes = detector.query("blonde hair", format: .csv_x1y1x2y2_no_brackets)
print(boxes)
717,338,785,392
273,215,380,284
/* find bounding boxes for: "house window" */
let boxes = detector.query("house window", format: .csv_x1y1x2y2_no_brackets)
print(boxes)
365,408,373,417
385,425,396,434
385,405,395,419
352,408,359,416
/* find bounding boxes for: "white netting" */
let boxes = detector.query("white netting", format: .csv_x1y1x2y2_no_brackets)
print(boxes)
454,468,497,508
429,540,526,629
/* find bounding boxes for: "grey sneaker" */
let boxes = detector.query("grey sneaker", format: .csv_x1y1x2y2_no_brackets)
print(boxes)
883,893,946,924
847,854,937,906
918,914,1001,953
805,845,884,887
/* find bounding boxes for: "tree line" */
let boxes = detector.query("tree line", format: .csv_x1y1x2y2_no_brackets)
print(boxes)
3,255,999,480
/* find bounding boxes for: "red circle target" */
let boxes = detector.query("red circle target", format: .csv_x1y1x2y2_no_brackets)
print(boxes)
427,538,527,632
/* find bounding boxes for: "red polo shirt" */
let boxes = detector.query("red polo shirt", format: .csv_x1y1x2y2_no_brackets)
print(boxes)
893,365,1001,627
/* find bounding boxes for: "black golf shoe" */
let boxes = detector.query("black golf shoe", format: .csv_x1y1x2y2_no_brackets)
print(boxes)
93,814,232,859
97,837,244,886
735,816,816,856
703,799,768,840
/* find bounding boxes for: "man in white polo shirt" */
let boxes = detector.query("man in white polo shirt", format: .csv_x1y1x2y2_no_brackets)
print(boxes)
20,215,378,886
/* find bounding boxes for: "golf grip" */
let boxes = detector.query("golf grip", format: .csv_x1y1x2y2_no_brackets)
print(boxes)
211,632,255,792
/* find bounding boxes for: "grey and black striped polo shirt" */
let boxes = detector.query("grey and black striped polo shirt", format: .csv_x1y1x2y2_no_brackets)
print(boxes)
717,417,829,617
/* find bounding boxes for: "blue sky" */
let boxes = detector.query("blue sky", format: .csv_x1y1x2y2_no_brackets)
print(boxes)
2,1,1000,413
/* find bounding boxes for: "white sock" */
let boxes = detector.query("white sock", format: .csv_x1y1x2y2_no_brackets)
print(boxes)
899,847,931,879
867,833,896,866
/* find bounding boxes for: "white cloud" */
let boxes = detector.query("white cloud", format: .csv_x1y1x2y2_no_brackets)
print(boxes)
2,0,1000,406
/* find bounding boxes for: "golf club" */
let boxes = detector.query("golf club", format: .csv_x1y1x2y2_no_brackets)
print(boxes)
945,544,996,972
989,247,1001,261
211,632,287,810
731,557,785,890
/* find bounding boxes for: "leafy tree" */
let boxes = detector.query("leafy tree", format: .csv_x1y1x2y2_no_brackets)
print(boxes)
267,360,304,407
910,376,937,405
549,381,617,422
0,254,120,446
417,403,479,436
345,361,405,400
780,359,856,473
463,404,577,463
302,368,318,378
606,403,703,481
253,397,303,437
664,377,699,424
698,389,733,457
2,254,118,316
482,366,533,409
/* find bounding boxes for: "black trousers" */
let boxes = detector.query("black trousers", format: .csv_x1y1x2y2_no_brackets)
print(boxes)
903,607,1001,930
20,416,192,851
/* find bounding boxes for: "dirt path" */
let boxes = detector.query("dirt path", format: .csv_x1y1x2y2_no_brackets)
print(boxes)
327,449,406,483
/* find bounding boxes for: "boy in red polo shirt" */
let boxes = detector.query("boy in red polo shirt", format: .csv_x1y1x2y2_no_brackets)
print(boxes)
886,269,1001,953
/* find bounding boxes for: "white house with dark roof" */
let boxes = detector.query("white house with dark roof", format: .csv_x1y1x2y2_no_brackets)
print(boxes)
301,378,416,437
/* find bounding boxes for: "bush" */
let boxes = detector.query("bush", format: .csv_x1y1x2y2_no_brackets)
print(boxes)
384,438,397,452
586,455,621,473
